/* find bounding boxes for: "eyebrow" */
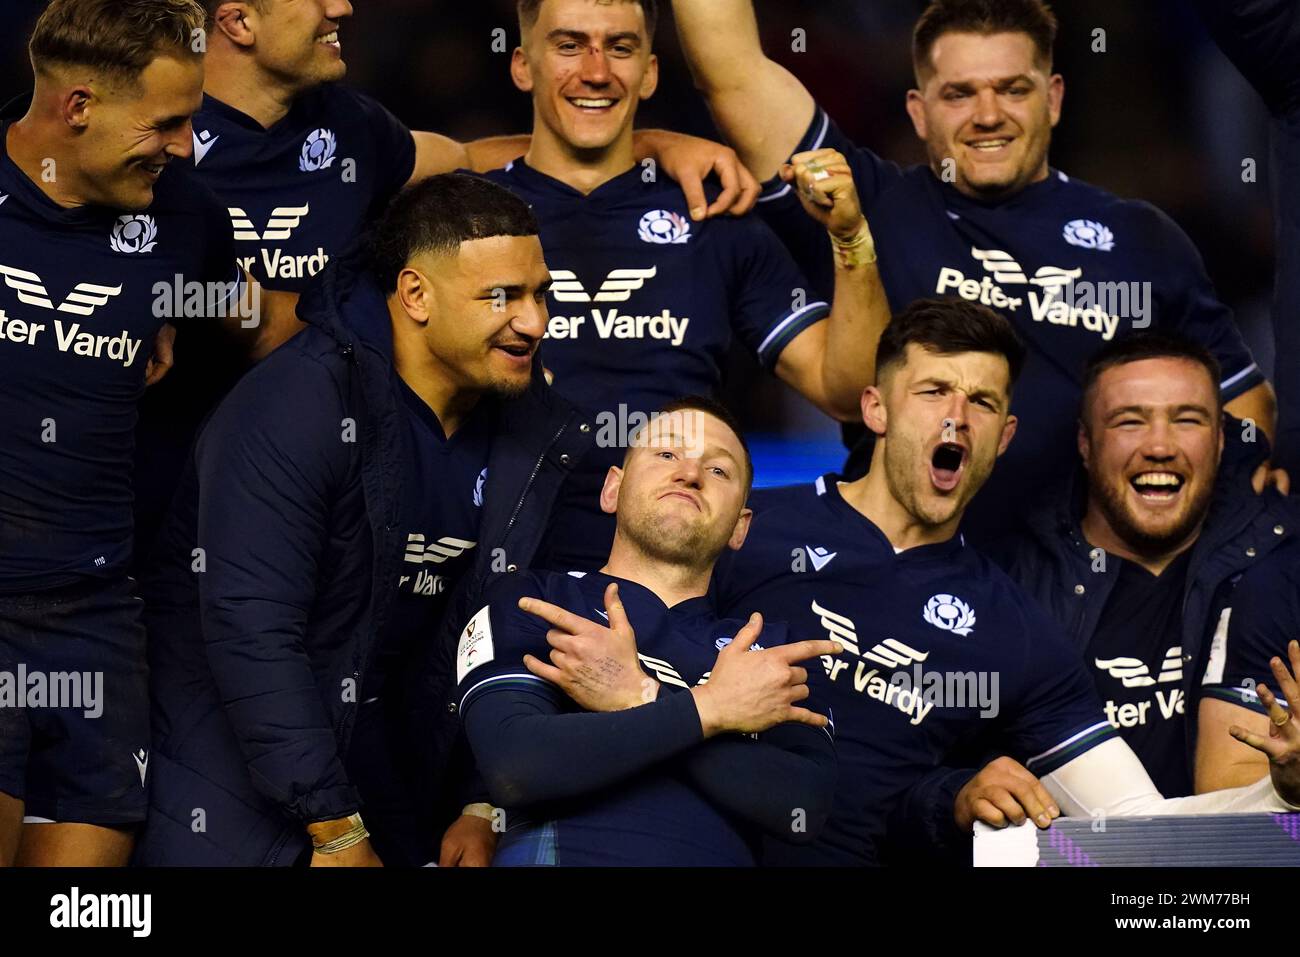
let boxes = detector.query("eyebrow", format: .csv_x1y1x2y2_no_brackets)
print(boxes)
647,434,742,468
913,377,1006,407
1106,403,1214,419
476,277,552,297
941,74,1035,92
546,29,642,47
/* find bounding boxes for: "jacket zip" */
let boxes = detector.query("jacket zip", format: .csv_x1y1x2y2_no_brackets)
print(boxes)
501,411,576,545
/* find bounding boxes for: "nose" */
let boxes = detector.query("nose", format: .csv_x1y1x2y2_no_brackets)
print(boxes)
671,454,704,488
971,87,1004,129
1141,419,1178,460
940,394,970,434
579,46,612,86
510,294,549,341
168,118,195,160
326,0,354,20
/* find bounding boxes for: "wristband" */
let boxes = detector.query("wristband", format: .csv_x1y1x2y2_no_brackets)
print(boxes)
461,803,496,821
311,812,369,854
831,220,877,268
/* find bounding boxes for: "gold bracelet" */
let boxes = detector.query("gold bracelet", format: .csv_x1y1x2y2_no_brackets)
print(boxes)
831,221,878,267
312,813,369,854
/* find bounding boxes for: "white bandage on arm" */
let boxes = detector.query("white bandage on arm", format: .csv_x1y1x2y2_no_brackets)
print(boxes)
1042,737,1300,818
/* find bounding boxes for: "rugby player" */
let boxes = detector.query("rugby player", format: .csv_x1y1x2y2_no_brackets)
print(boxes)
136,175,591,866
672,0,1286,545
490,0,889,571
0,0,263,867
543,298,1300,867
455,397,838,865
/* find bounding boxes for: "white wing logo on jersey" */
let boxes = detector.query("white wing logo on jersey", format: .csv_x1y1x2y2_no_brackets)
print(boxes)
810,600,930,668
971,247,1029,284
638,653,689,688
109,214,158,254
971,247,1082,292
403,534,477,565
1095,646,1183,687
638,209,691,245
229,205,311,241
0,265,123,316
923,594,976,636
548,266,657,303
1063,219,1115,251
299,128,338,172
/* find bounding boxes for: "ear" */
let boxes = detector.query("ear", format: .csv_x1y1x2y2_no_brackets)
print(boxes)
1077,418,1090,466
510,46,533,93
212,3,257,47
62,86,94,131
599,465,623,516
904,88,928,141
726,506,753,552
997,414,1018,457
395,267,432,325
861,385,887,437
1046,73,1064,129
639,53,659,101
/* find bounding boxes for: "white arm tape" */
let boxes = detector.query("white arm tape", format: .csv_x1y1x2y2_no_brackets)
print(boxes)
1043,737,1300,818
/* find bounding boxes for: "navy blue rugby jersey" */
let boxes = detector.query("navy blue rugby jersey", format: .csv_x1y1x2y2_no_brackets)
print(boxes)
484,159,829,569
189,85,415,292
456,568,833,866
363,382,493,700
0,120,239,591
712,476,1116,865
758,106,1264,543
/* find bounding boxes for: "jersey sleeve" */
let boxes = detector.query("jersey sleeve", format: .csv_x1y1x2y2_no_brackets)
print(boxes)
348,88,417,205
455,572,566,714
752,105,902,303
1001,602,1117,775
1149,206,1265,401
1199,553,1300,716
757,105,903,212
725,214,830,369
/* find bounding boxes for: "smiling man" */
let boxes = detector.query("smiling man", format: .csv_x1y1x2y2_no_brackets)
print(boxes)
673,0,1284,545
0,0,253,867
490,0,888,572
135,174,592,866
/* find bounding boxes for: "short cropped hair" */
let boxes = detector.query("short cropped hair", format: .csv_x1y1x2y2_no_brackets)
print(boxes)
627,395,753,498
876,298,1026,391
1081,332,1224,421
913,0,1058,82
366,173,540,293
29,0,205,85
517,0,659,41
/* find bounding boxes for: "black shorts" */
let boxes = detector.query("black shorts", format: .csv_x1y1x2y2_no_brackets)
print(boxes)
0,576,149,826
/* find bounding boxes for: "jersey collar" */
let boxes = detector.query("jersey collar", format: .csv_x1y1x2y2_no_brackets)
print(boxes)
579,569,717,619
503,156,648,204
816,473,967,562
935,166,1068,212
